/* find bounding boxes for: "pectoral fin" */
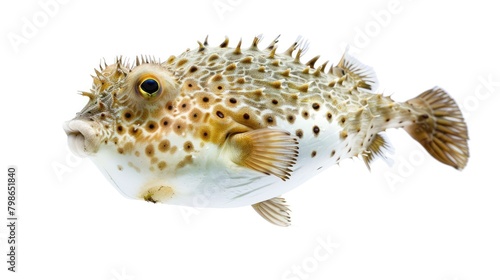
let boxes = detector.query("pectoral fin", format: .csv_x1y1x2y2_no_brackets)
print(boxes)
252,197,291,227
225,128,299,181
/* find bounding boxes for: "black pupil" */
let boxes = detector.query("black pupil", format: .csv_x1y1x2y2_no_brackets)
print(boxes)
141,79,159,95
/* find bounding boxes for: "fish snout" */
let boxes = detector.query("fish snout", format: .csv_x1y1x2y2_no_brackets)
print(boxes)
63,119,101,157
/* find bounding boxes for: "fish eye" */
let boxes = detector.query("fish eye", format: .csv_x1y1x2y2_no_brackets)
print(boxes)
138,77,161,99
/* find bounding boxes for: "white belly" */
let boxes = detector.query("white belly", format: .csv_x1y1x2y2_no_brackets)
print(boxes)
90,111,347,208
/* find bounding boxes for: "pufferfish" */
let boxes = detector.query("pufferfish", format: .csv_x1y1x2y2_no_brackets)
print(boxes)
64,36,469,226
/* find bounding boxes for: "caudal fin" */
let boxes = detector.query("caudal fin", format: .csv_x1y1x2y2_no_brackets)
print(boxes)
404,87,469,170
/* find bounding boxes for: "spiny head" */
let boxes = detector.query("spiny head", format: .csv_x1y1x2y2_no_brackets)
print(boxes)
64,57,179,157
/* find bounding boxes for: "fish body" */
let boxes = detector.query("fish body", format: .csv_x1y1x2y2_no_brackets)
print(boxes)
64,36,469,226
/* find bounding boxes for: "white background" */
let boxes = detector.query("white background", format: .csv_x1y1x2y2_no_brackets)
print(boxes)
1,0,499,279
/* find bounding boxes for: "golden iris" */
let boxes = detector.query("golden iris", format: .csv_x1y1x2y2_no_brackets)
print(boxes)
138,77,161,98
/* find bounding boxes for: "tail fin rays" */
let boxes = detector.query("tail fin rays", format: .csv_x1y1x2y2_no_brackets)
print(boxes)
404,87,469,169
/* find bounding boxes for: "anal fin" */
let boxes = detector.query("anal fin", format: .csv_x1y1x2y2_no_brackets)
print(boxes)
361,133,393,170
252,197,291,227
225,129,299,181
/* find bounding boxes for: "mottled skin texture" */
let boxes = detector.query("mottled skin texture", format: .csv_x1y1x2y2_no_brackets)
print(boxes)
65,36,469,226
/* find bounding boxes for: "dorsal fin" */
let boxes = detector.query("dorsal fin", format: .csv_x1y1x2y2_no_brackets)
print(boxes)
361,133,393,170
337,47,379,92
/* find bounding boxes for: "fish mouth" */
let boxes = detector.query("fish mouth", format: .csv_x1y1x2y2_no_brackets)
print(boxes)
63,120,100,157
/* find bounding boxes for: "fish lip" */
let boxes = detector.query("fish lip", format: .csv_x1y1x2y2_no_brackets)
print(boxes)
63,119,100,157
